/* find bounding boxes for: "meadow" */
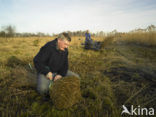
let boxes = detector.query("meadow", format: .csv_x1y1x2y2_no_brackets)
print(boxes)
0,32,156,117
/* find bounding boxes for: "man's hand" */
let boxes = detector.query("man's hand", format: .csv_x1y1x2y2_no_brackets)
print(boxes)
54,75,62,81
46,72,53,80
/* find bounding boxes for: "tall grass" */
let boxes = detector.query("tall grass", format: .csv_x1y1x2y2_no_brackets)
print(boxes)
119,32,156,47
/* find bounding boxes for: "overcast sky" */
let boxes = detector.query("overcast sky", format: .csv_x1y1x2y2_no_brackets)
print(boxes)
0,0,156,34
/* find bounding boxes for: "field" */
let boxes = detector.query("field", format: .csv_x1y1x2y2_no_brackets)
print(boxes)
0,32,156,117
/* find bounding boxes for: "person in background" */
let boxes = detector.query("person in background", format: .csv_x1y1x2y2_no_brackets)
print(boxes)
85,30,93,49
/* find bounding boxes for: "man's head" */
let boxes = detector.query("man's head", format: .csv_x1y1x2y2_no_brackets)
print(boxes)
57,33,71,51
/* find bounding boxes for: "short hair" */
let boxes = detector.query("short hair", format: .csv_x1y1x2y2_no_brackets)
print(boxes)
86,30,89,33
58,32,71,42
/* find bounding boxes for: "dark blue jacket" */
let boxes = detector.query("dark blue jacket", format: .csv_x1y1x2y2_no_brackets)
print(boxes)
85,32,92,43
33,38,68,76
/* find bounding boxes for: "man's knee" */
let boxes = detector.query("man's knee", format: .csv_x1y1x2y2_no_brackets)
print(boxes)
66,70,80,79
37,74,50,95
37,83,49,95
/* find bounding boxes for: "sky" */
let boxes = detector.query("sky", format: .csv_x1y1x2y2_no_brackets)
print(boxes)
0,0,156,34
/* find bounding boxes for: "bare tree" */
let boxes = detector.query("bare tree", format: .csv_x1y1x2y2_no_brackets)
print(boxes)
146,25,156,32
2,25,16,37
0,31,6,37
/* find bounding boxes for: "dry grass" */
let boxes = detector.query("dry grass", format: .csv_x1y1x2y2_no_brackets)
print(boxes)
119,32,156,47
0,32,156,117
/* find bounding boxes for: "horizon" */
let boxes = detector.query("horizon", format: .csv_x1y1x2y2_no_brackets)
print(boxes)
0,0,156,34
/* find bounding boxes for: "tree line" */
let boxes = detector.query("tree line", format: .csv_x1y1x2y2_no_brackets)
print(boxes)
0,25,155,38
0,25,51,37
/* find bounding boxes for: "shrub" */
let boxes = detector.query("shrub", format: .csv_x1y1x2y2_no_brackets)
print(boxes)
33,39,40,46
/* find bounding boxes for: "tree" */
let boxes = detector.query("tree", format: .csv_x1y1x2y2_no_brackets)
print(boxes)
146,25,156,32
2,25,16,37
0,31,6,37
37,32,45,37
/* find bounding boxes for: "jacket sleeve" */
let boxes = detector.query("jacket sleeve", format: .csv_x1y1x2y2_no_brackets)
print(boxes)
33,45,51,75
58,51,68,77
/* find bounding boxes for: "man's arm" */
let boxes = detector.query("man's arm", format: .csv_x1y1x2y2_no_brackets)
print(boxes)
33,45,51,75
58,51,68,77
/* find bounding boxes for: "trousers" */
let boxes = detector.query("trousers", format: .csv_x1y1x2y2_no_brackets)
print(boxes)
37,70,80,95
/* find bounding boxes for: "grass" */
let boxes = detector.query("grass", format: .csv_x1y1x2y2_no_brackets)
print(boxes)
118,32,156,47
0,32,156,117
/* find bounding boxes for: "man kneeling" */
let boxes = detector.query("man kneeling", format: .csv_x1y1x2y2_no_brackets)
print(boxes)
33,33,79,95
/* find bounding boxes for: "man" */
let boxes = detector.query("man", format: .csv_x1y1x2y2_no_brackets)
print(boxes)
33,33,79,95
85,30,93,49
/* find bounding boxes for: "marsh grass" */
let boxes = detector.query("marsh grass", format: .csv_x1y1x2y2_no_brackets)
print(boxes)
0,32,156,117
119,32,156,47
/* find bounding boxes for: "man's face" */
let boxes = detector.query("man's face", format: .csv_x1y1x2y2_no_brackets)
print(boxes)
58,39,70,51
